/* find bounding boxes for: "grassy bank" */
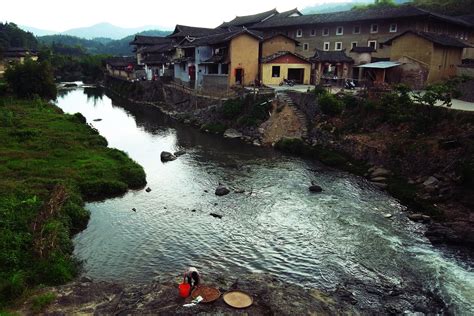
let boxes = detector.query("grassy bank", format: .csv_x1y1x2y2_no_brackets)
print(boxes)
0,96,146,308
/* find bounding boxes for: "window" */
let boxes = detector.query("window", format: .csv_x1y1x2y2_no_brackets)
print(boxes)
370,24,378,33
272,66,281,77
368,40,377,50
322,28,329,36
310,29,316,36
323,42,330,51
303,43,309,51
335,42,342,51
221,64,229,75
389,23,397,33
351,41,358,49
336,26,344,35
353,25,361,34
296,29,303,37
208,64,218,74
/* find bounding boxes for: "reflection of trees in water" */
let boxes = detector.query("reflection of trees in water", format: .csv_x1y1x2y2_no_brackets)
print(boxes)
104,92,275,161
83,87,104,106
57,89,74,98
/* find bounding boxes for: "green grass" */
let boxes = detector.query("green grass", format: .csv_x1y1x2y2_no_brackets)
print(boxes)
0,97,146,308
31,292,56,313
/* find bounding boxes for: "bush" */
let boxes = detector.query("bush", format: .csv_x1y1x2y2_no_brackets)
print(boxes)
319,93,344,116
79,179,128,199
31,292,56,313
201,122,227,134
4,59,57,100
222,99,243,119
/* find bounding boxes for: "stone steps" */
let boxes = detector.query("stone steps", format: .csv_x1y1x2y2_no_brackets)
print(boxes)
277,92,308,138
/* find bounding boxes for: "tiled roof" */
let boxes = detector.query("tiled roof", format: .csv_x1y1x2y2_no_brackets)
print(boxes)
142,54,170,65
181,29,262,47
275,8,303,18
218,9,278,28
311,49,353,63
2,47,37,57
202,54,229,64
130,35,172,46
140,42,175,54
458,15,474,26
261,50,310,63
253,5,471,29
350,46,375,53
105,57,136,67
383,31,471,48
168,25,223,38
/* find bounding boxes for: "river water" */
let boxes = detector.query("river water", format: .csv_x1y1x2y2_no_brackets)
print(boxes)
56,87,473,313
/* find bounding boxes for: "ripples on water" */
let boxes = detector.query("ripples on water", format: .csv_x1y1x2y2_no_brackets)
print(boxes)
56,88,473,313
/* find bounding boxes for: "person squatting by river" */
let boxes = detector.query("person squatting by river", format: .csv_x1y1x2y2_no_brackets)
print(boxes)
185,267,200,289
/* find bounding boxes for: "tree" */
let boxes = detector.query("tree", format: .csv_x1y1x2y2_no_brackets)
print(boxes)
353,0,397,10
5,59,57,100
411,0,473,16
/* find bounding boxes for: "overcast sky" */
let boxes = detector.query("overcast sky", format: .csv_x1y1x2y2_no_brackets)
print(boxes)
2,0,350,31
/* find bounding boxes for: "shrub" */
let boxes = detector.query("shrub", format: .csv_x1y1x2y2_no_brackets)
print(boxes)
72,112,87,124
4,59,57,100
222,99,243,119
201,123,227,134
79,179,128,199
31,292,56,313
319,93,344,116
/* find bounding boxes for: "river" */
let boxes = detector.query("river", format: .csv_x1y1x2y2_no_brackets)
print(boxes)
55,86,473,313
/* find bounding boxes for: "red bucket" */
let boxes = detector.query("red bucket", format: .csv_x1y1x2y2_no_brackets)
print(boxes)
179,282,191,298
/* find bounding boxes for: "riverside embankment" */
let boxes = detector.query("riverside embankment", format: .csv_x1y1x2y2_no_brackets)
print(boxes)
18,86,472,314
104,76,474,251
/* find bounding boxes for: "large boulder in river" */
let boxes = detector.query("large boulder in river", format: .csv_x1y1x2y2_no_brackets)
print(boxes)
215,184,230,196
224,128,243,139
160,151,177,162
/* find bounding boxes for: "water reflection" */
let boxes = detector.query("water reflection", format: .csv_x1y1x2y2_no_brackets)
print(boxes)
55,88,474,313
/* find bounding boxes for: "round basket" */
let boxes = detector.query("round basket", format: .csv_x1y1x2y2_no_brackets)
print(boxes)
191,286,221,303
223,290,253,309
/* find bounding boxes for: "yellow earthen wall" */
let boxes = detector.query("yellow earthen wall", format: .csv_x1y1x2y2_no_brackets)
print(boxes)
262,35,296,57
261,63,311,85
229,34,260,86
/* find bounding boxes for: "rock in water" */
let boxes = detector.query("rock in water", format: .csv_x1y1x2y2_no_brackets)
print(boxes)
93,118,102,122
215,184,230,196
309,181,323,193
160,151,177,162
224,128,243,139
174,150,186,157
145,187,152,193
209,213,223,219
132,208,137,212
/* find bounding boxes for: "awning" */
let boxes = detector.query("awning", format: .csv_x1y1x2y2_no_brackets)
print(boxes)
355,61,401,69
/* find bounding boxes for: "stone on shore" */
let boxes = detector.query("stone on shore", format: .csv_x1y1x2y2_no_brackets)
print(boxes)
215,184,230,196
160,151,177,162
371,177,387,183
174,150,186,157
224,128,243,139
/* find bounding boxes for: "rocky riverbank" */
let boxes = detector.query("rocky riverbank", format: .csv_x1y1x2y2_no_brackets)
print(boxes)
16,273,447,315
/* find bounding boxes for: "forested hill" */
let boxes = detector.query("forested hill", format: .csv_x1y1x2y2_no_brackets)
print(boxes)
302,0,470,16
38,30,171,56
0,22,38,53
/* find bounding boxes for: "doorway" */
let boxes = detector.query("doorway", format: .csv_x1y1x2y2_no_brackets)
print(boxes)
287,68,304,84
235,68,244,85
